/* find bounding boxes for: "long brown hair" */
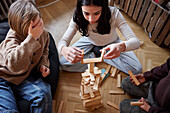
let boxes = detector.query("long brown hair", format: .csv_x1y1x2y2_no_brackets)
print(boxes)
73,0,111,36
8,1,40,38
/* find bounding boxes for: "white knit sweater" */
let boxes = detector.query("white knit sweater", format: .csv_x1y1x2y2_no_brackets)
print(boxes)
57,6,140,55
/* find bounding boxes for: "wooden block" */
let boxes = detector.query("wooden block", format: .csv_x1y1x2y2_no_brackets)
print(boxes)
83,95,102,107
100,49,105,62
81,49,84,64
130,102,144,106
140,41,144,47
106,101,119,110
89,63,94,73
109,90,125,95
57,100,64,113
87,86,95,98
128,70,140,86
82,58,101,64
89,73,95,82
80,85,84,95
93,75,101,90
117,74,122,88
111,67,119,77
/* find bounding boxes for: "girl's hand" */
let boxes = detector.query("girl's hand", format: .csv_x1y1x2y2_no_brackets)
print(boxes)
40,65,50,77
28,19,44,40
138,97,150,112
102,42,126,59
130,74,146,85
61,46,83,63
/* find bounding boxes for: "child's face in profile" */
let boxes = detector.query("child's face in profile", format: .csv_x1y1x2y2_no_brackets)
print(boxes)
32,15,43,28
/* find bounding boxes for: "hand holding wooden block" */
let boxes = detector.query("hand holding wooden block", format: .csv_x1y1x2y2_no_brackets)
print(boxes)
128,70,140,86
130,102,144,106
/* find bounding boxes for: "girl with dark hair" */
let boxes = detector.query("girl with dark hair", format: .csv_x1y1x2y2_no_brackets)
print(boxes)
58,0,142,75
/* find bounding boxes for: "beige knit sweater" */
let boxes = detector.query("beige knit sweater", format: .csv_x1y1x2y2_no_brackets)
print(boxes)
0,29,50,85
57,6,140,55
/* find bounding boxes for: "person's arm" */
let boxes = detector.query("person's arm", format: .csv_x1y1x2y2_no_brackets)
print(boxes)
57,18,83,63
57,18,78,55
143,58,170,82
2,30,41,74
115,8,140,51
148,106,170,113
37,31,50,77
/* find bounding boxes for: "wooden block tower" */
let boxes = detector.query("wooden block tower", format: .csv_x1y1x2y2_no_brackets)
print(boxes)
79,50,105,111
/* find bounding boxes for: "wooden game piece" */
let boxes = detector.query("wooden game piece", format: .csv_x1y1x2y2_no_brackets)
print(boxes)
87,86,95,98
110,67,119,77
128,70,140,86
82,58,102,64
117,74,122,88
88,63,94,73
83,95,102,107
80,85,84,95
130,102,144,105
109,90,124,95
106,101,119,110
100,49,105,62
93,75,101,90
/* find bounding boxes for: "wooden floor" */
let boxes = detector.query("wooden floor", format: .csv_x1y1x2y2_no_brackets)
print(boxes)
36,0,170,113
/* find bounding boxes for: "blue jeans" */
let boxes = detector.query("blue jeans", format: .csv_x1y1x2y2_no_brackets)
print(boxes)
0,75,52,113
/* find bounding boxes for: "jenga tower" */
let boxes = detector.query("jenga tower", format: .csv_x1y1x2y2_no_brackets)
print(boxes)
79,50,105,111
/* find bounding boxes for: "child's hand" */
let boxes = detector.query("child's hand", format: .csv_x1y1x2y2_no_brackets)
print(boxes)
130,73,146,85
28,18,44,40
102,42,126,59
40,65,50,77
61,46,83,63
138,97,150,112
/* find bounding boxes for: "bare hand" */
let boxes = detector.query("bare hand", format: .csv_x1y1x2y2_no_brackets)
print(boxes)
40,65,50,77
130,74,146,85
61,46,83,63
102,42,126,59
28,19,44,40
138,97,150,112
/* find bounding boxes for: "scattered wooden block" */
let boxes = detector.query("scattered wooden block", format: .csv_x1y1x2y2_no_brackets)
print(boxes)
109,90,124,95
117,74,122,88
106,101,119,110
110,67,119,77
128,70,140,86
130,102,144,106
57,100,64,113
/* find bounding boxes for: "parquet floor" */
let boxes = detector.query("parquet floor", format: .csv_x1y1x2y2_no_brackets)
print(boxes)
36,0,170,113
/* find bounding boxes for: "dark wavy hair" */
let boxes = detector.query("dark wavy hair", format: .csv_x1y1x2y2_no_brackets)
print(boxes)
73,0,111,36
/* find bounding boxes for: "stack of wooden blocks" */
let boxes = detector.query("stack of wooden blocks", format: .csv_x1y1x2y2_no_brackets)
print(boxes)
79,50,105,111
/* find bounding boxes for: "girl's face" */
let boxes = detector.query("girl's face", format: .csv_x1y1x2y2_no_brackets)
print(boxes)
81,5,102,24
